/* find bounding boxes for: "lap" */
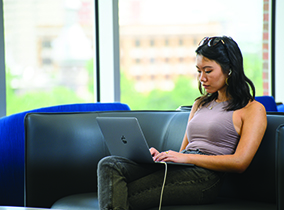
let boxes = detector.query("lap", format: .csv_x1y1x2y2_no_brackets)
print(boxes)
128,164,224,208
98,155,165,183
98,156,225,209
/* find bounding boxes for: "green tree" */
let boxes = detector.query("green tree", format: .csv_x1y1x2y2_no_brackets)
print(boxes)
86,59,94,94
120,73,200,110
243,53,263,96
5,59,97,115
6,68,85,116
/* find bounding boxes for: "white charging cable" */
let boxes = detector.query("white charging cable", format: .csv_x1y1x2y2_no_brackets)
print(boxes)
158,162,168,210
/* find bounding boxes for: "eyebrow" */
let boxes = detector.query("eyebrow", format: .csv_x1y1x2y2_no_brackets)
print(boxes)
196,65,214,70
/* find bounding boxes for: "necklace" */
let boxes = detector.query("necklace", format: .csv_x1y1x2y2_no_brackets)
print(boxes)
207,100,218,110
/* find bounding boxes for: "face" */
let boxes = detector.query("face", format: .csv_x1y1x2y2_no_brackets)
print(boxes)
196,54,227,94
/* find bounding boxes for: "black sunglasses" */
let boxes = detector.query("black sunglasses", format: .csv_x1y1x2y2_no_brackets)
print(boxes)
198,36,225,47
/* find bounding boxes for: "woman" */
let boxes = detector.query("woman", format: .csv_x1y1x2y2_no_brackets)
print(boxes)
97,36,267,210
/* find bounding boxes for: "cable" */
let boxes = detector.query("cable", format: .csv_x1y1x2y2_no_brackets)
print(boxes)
158,162,168,210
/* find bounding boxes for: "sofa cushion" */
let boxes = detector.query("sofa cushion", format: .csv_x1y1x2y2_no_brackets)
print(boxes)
51,193,276,210
51,193,99,210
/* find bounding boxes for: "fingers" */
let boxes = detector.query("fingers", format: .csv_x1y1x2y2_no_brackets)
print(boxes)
150,147,159,157
154,150,171,162
150,149,175,162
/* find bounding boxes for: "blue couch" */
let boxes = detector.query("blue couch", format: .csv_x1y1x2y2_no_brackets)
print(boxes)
255,96,278,112
255,95,284,112
0,103,130,206
278,104,284,112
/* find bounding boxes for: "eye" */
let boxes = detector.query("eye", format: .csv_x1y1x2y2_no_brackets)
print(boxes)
205,70,212,74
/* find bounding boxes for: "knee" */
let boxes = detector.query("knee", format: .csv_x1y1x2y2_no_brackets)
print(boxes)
98,156,115,169
97,156,123,173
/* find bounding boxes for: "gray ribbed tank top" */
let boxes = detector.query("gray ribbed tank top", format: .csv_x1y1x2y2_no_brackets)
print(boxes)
186,100,240,155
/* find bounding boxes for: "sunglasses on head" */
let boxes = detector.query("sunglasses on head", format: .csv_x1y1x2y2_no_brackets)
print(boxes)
198,36,225,47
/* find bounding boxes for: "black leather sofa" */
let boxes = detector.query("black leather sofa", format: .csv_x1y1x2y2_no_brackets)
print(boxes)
24,110,284,210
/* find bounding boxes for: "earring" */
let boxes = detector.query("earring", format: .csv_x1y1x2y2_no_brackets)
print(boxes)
228,70,232,76
226,70,232,86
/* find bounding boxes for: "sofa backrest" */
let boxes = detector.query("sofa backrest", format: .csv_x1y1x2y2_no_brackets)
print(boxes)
276,124,284,209
24,111,284,208
276,123,284,209
24,111,189,208
219,112,284,204
0,102,130,207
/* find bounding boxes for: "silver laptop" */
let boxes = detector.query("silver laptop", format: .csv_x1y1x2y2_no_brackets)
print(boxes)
96,116,193,166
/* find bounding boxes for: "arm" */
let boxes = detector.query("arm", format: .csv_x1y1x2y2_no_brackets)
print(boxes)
155,101,267,173
179,100,200,152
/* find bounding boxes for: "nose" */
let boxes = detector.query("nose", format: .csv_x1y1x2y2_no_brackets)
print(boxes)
199,72,207,83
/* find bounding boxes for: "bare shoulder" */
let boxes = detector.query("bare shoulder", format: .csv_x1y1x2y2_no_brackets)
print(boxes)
245,100,266,114
238,100,267,122
188,98,202,121
191,98,204,114
233,100,266,135
192,98,202,110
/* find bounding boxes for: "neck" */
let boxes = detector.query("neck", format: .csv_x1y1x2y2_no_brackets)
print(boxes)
216,97,227,103
217,88,229,102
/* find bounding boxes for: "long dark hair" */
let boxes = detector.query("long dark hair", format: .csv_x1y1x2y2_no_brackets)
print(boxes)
195,36,255,111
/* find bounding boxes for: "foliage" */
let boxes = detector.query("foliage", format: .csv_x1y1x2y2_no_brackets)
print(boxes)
120,73,200,110
85,59,94,93
5,68,85,116
6,87,85,116
243,53,263,96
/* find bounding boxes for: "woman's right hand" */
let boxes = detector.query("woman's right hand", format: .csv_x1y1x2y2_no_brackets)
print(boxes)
149,147,160,160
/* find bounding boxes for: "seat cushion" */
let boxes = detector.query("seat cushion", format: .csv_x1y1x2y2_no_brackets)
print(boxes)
51,193,98,210
51,193,276,210
148,198,276,210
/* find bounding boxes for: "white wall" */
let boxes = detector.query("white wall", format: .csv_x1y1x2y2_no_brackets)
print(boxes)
275,0,284,103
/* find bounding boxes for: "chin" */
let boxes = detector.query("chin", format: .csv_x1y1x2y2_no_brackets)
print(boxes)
205,90,215,94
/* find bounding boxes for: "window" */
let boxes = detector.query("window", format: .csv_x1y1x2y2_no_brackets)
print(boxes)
3,0,95,115
119,0,269,110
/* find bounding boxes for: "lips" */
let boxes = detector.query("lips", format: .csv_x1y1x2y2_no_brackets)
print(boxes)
203,84,209,89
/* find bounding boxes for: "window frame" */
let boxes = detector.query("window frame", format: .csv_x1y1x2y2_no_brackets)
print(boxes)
0,0,281,117
0,0,6,117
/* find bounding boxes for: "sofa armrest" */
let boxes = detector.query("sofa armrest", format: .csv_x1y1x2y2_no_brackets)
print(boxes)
276,124,284,210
